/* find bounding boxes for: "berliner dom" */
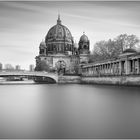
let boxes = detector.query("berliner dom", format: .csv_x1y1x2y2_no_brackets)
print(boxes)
35,15,90,74
45,15,74,55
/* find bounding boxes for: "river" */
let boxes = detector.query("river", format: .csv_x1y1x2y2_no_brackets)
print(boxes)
1,82,140,138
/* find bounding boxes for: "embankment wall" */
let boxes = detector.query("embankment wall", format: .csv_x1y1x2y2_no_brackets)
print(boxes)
81,75,140,86
58,75,81,84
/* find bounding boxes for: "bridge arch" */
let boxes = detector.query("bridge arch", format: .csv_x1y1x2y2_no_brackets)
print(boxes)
0,71,58,83
34,76,57,83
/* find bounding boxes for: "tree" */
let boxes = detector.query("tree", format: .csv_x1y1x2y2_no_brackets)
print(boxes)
92,41,108,61
90,40,116,62
114,34,139,51
89,34,140,62
35,60,50,72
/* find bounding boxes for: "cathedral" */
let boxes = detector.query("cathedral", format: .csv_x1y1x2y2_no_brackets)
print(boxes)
35,15,90,74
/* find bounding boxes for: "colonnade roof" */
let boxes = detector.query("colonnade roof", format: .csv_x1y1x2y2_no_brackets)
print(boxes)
83,52,140,68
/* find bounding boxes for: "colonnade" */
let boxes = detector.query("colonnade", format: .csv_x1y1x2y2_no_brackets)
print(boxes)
81,56,140,77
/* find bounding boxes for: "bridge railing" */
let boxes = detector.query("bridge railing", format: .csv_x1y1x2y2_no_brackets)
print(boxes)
0,71,58,76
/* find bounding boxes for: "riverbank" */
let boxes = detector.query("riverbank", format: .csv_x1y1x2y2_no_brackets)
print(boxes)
57,74,140,86
0,79,35,85
80,75,140,86
3,74,140,86
58,75,81,84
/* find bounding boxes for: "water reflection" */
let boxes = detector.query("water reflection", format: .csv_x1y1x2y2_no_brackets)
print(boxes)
1,84,140,138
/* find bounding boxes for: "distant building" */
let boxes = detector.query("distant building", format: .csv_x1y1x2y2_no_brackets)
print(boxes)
29,64,34,72
15,65,20,71
5,64,14,71
0,63,3,70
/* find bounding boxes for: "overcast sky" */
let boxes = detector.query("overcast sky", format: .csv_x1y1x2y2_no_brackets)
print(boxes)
1,1,140,69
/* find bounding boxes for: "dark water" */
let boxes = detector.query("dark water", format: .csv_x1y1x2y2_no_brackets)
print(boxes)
1,83,140,138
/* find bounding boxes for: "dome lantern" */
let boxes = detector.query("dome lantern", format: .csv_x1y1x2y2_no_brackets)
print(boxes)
57,14,61,25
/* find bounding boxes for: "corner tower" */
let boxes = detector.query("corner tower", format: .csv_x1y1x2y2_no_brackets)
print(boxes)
78,32,90,64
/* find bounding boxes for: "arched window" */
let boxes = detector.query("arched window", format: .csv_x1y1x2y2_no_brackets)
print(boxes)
84,45,87,49
59,44,61,52
54,45,56,52
50,44,53,51
48,44,50,51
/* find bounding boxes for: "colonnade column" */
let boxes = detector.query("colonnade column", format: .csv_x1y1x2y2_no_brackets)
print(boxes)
137,58,140,74
125,59,130,75
109,63,111,74
119,61,122,75
113,63,115,75
132,59,135,74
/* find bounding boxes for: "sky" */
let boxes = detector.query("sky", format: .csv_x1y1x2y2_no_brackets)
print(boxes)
1,1,140,70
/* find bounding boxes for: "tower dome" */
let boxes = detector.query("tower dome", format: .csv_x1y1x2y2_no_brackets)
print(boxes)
39,40,46,55
45,15,74,54
79,32,89,43
78,32,90,55
39,40,46,48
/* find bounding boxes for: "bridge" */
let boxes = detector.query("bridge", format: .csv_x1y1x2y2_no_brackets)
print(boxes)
0,71,58,83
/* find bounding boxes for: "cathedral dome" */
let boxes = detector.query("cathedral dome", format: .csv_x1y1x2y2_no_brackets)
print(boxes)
79,33,89,43
45,15,73,45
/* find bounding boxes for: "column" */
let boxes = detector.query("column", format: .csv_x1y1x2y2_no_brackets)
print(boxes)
92,66,94,76
112,63,114,75
132,59,135,74
99,65,101,76
101,65,103,75
137,58,140,74
95,66,98,76
119,61,122,75
117,62,119,75
87,67,89,76
125,59,129,75
93,66,95,76
90,67,92,76
109,63,111,75
105,64,107,75
107,64,109,74
114,63,116,75
110,63,112,74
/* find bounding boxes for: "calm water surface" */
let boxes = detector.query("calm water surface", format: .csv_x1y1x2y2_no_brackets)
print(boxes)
1,82,140,138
